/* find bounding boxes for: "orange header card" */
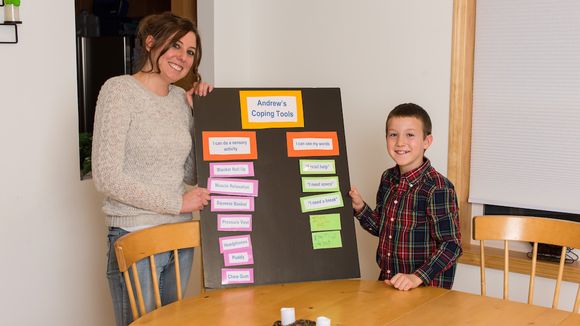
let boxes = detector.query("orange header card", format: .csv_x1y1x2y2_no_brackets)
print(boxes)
240,90,304,129
203,131,258,161
286,132,339,157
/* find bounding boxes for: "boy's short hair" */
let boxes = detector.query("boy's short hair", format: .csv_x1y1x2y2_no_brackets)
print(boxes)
386,103,432,137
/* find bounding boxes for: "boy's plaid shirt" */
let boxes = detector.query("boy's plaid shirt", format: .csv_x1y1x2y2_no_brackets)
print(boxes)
356,159,462,289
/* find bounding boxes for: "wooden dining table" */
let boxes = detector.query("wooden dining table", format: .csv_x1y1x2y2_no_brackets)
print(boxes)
131,279,575,325
559,313,580,326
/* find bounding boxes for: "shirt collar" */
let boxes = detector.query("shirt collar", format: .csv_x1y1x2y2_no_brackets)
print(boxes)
391,158,431,186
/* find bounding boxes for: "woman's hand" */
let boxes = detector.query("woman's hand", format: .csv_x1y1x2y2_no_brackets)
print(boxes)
349,186,365,214
180,187,211,213
186,81,214,107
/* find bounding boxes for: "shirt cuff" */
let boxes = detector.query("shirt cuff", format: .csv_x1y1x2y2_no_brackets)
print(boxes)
353,203,370,219
414,268,431,286
169,194,183,215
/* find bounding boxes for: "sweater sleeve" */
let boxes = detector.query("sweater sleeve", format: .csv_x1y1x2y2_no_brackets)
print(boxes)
183,112,196,186
91,78,183,215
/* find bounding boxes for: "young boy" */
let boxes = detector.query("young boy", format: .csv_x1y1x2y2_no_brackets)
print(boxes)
349,103,461,290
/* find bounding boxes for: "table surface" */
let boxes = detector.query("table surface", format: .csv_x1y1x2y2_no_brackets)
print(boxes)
131,279,575,325
388,289,572,325
559,313,580,326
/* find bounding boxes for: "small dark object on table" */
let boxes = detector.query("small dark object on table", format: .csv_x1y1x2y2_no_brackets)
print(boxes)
273,319,317,326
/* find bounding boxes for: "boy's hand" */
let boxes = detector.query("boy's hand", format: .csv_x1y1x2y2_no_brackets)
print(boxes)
349,186,365,214
384,273,423,291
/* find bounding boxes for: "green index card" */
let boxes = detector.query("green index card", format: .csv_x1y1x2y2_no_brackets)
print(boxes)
309,213,342,232
302,176,340,193
312,230,342,249
299,159,336,175
299,192,344,213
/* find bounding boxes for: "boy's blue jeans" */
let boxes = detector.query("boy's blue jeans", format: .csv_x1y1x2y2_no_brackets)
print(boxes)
106,227,194,326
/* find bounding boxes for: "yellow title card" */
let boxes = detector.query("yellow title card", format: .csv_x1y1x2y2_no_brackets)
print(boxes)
239,90,304,129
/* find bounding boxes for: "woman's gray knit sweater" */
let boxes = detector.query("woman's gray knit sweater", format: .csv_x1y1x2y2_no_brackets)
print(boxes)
92,75,195,227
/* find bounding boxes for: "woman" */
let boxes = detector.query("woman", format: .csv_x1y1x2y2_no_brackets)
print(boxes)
92,12,212,326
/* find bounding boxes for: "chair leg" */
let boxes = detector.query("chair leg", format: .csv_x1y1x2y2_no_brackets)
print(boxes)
528,242,538,305
503,240,509,300
552,246,567,309
174,249,183,301
123,271,139,321
132,264,147,316
200,246,206,294
149,256,162,309
574,284,580,313
480,240,486,296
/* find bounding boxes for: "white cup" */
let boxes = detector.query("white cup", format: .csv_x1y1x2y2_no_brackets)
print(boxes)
316,316,331,326
280,307,295,325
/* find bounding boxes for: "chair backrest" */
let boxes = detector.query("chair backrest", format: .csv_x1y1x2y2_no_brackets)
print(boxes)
114,221,202,321
473,215,580,312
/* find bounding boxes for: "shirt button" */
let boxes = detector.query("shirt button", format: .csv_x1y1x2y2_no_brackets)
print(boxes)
387,253,391,257
387,270,391,274
394,200,398,204
390,218,394,222
409,183,413,187
388,235,392,239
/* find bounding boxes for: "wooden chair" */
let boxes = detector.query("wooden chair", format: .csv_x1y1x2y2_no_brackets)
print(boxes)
473,215,580,312
114,221,203,322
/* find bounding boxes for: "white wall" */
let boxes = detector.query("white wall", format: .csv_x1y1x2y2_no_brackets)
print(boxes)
0,1,114,325
199,0,454,280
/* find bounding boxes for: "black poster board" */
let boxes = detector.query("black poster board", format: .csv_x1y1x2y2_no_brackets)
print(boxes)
193,88,360,289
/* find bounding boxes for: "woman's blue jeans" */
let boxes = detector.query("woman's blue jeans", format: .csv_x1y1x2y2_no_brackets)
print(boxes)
106,227,194,326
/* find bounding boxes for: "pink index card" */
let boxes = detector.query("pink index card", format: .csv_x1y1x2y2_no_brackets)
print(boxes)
217,214,252,232
221,268,254,285
219,234,252,253
223,248,254,267
207,178,259,197
210,196,255,212
209,162,255,177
